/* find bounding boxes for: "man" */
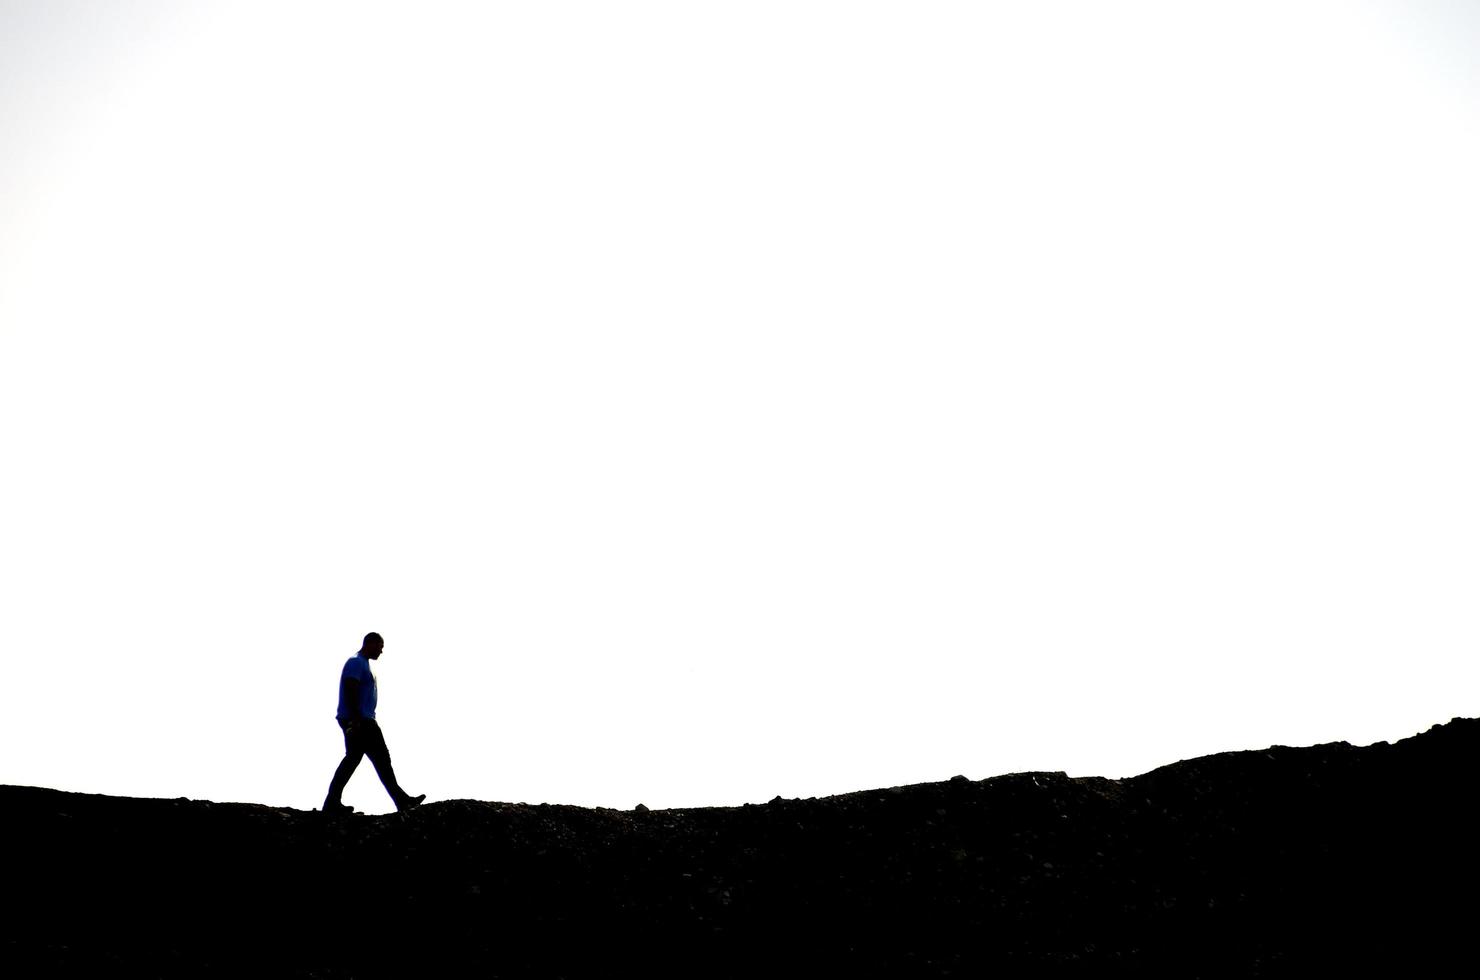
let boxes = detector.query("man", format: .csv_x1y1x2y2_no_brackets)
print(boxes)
322,632,425,814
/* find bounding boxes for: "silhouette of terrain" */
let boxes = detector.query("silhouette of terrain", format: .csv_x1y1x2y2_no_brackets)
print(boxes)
6,719,1478,977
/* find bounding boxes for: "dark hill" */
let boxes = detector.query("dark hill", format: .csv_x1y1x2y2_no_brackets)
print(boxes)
6,719,1479,977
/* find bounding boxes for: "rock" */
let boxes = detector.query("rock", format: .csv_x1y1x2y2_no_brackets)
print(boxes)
4,719,1479,976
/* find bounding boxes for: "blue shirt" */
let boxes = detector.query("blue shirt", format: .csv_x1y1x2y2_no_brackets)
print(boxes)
336,655,378,721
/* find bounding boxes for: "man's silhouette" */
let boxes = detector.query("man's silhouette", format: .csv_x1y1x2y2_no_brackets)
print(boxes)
321,632,425,814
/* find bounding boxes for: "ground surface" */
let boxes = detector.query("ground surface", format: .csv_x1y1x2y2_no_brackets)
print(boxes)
6,719,1479,977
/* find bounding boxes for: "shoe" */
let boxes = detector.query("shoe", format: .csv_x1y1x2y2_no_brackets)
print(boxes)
397,793,426,812
321,802,354,817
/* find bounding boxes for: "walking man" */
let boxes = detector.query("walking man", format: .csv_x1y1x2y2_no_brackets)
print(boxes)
322,632,425,814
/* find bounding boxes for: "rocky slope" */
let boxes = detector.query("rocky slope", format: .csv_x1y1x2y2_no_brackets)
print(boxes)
6,719,1478,977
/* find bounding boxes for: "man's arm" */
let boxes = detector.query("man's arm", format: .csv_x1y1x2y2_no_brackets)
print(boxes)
341,676,362,724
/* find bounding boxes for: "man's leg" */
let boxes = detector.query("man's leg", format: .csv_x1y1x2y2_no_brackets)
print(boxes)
322,721,365,811
360,720,423,810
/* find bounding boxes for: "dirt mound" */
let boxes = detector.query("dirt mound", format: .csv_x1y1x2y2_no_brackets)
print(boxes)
6,719,1479,977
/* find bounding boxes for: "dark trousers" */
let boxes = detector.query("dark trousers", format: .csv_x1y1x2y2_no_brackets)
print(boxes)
324,718,406,809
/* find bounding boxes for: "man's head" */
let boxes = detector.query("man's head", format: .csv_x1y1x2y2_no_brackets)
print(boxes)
361,632,384,659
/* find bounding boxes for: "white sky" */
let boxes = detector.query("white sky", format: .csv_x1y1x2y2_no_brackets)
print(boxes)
2,1,1478,814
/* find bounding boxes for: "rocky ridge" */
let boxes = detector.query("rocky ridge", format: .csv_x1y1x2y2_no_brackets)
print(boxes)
6,719,1479,977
